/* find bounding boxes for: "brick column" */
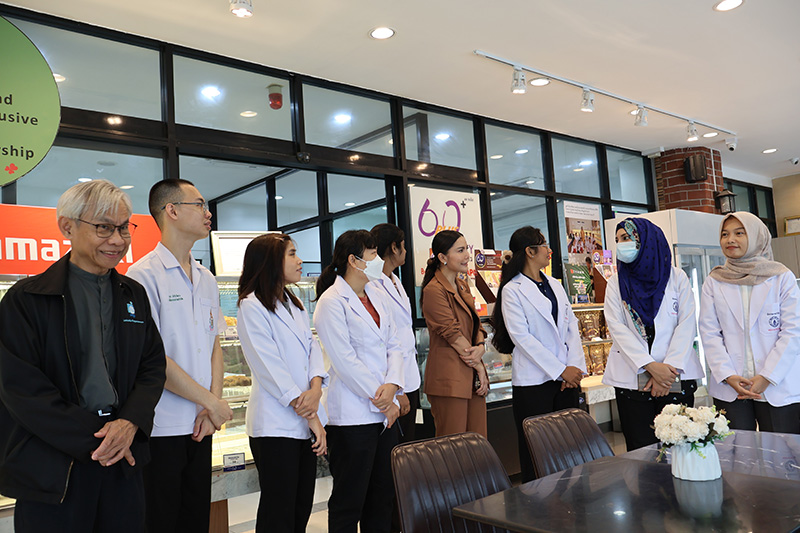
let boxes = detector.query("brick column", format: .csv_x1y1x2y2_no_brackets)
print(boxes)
654,147,724,213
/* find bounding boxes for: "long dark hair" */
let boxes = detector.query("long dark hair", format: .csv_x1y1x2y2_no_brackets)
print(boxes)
419,230,463,310
491,226,546,354
238,233,304,312
371,223,404,260
315,229,376,298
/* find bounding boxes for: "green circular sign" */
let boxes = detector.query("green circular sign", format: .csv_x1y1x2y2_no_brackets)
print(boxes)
0,16,61,186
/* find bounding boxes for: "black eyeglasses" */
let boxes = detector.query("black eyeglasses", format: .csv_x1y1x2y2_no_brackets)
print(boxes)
161,201,208,212
77,219,137,238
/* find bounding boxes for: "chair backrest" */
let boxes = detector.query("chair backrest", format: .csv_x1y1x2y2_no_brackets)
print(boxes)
523,408,615,479
391,432,512,533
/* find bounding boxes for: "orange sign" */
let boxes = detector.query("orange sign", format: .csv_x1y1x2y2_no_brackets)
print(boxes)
0,204,160,276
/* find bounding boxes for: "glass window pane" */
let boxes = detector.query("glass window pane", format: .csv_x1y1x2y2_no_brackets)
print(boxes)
730,183,751,213
276,171,319,226
9,18,161,120
303,85,392,156
215,184,267,232
287,226,321,277
174,56,291,140
327,174,385,214
403,107,476,170
15,144,162,214
756,189,773,219
179,156,280,203
612,205,648,217
490,192,548,251
332,206,388,244
485,125,544,190
552,138,600,197
607,148,648,204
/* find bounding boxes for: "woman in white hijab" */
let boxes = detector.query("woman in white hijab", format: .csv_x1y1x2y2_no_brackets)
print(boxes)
699,211,800,433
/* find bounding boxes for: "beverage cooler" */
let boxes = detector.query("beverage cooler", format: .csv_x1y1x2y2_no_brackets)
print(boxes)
605,208,725,389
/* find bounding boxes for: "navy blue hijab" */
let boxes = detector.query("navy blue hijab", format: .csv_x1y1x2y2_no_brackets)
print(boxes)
615,217,672,329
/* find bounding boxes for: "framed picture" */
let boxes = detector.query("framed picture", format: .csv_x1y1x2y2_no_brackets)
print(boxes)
785,216,800,236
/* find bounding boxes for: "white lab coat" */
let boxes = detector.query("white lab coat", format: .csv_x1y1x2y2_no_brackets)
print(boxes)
699,271,800,406
237,292,328,439
369,272,421,392
603,267,704,390
500,273,585,386
313,276,405,426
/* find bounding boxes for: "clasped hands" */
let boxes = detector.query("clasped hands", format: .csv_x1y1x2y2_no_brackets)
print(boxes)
642,361,679,397
726,374,770,400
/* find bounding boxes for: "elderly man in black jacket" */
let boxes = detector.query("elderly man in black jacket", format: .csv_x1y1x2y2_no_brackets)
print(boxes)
0,179,166,532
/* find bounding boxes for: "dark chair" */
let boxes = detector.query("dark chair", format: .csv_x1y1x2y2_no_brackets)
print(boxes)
391,432,511,533
523,408,615,479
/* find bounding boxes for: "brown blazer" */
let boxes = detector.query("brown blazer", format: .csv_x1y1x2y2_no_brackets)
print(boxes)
422,269,486,399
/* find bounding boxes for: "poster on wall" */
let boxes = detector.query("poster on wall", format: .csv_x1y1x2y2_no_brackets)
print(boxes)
563,200,602,267
0,17,61,186
0,204,160,276
408,185,483,286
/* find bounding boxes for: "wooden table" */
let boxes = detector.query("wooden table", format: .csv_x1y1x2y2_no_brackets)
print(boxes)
453,431,800,532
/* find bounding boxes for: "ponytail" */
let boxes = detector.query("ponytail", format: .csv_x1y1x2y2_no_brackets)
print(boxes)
315,229,376,299
419,230,463,311
491,226,546,354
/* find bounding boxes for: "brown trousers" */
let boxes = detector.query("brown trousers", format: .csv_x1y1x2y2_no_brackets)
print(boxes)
428,393,488,438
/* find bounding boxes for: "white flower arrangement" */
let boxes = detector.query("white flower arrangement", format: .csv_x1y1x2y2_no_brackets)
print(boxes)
654,404,733,458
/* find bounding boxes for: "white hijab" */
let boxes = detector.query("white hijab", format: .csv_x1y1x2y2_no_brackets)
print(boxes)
708,211,789,286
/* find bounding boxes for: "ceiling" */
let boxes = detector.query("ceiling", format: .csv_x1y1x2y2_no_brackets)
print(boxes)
7,0,800,186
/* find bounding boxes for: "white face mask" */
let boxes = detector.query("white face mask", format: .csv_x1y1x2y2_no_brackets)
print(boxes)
356,255,385,282
616,241,639,263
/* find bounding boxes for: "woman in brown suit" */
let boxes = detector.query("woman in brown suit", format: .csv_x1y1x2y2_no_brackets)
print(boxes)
421,230,489,437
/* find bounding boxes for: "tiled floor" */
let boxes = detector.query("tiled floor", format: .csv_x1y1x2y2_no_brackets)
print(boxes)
227,432,628,532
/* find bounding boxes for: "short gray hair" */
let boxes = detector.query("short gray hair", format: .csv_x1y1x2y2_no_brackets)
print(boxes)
56,180,133,221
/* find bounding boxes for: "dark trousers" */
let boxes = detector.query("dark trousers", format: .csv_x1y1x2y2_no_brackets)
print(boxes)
713,398,800,434
397,389,420,444
615,380,698,451
249,436,317,533
327,423,399,533
143,435,211,533
14,460,144,533
513,381,580,482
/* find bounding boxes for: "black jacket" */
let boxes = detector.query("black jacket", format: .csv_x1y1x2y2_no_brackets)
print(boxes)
0,254,166,504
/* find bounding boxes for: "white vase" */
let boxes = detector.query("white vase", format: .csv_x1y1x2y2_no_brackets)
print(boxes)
670,442,722,481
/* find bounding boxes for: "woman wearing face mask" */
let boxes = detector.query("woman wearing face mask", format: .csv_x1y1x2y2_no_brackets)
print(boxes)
700,212,800,434
237,234,328,533
420,230,488,437
369,223,421,442
602,217,704,451
491,226,586,482
313,229,404,533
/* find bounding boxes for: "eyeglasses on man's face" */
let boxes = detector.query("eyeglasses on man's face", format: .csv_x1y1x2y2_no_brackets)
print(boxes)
161,200,208,212
76,219,137,238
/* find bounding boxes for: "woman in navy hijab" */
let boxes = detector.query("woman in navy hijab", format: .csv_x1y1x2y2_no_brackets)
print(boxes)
602,218,705,451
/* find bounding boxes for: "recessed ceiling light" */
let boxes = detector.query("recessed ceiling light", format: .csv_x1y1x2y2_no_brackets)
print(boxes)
434,133,450,141
120,185,134,190
526,180,536,184
230,0,253,17
240,111,258,118
106,116,122,125
369,27,395,40
703,132,719,138
762,148,778,154
274,195,283,200
201,86,221,99
490,192,496,196
713,0,744,12
573,168,584,172
515,149,529,155
78,177,93,182
530,77,550,87
334,113,352,124
408,183,416,187
53,73,66,83
579,160,593,166
388,139,394,144
382,206,387,210
490,154,503,160
344,202,356,207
